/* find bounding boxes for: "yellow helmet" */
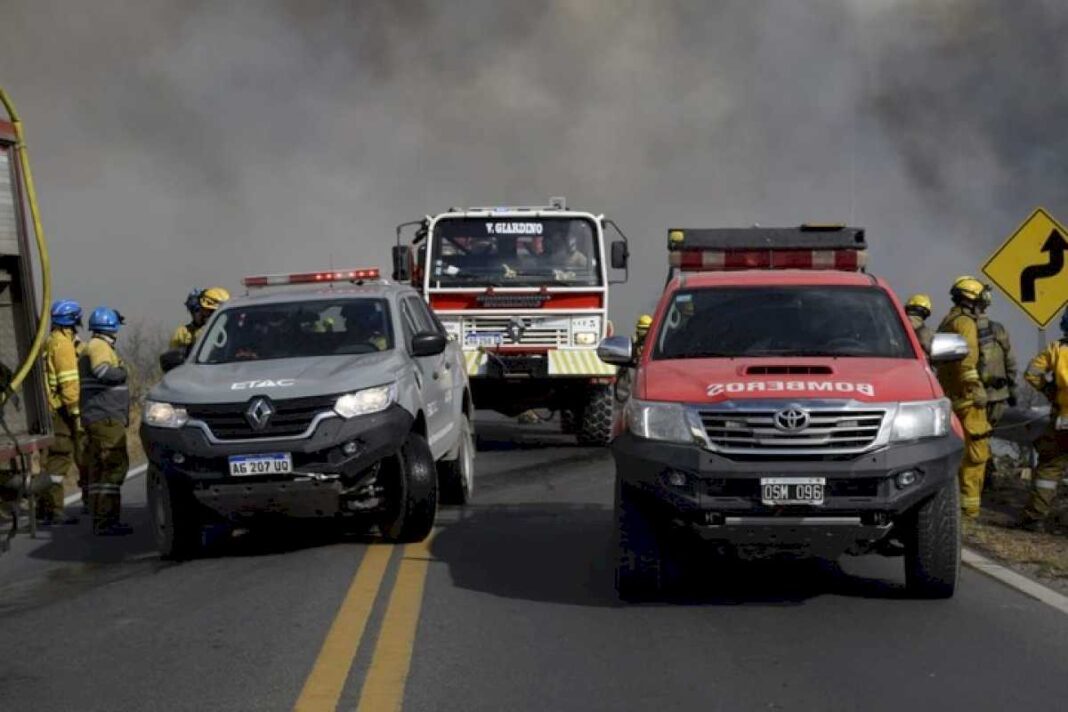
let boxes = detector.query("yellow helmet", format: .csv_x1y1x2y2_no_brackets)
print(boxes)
950,276,984,303
905,293,932,315
635,314,653,335
199,286,231,311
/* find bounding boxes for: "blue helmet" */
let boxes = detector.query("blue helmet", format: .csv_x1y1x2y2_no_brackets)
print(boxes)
88,306,124,334
184,288,203,317
50,299,83,327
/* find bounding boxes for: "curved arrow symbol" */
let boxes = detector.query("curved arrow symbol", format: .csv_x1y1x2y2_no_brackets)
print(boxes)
1020,229,1067,302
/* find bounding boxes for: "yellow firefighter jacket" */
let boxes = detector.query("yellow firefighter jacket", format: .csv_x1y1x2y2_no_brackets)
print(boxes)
936,306,986,411
45,327,82,415
1025,340,1068,419
170,322,199,351
79,336,130,426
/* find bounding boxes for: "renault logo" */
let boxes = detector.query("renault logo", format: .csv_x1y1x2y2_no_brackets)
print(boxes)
774,407,810,432
246,397,274,431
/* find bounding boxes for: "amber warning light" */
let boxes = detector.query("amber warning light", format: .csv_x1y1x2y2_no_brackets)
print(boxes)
243,268,380,287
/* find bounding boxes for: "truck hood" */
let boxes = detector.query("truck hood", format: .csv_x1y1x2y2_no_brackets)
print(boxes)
150,351,406,405
638,357,939,405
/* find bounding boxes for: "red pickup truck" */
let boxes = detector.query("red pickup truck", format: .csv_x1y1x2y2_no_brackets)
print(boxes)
598,226,968,600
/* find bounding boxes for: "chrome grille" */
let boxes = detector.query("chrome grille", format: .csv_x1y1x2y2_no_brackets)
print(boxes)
461,316,569,347
185,394,337,440
699,408,886,454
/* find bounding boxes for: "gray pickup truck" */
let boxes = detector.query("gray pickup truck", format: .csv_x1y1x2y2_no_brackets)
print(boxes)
141,270,474,559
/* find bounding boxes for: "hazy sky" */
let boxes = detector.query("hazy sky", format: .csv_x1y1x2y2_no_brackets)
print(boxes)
2,0,1066,358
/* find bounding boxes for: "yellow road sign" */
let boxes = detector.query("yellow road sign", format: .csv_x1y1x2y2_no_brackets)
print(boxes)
982,207,1068,328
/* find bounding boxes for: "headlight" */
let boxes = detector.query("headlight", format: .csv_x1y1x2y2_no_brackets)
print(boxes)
573,331,598,346
890,399,950,442
143,400,189,429
334,384,396,419
625,398,704,445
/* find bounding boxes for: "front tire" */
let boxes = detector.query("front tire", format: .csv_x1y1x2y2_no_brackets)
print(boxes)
578,385,614,446
379,432,438,543
904,478,961,599
438,417,474,506
147,465,202,561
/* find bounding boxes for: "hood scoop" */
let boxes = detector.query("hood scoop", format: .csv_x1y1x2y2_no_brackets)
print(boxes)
745,364,834,375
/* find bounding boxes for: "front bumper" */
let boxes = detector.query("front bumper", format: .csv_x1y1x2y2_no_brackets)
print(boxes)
141,404,413,519
612,432,963,554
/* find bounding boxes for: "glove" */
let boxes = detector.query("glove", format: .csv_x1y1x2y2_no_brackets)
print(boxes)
1007,394,1018,407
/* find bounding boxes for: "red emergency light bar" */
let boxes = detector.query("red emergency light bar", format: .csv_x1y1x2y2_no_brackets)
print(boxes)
669,249,867,272
242,268,380,288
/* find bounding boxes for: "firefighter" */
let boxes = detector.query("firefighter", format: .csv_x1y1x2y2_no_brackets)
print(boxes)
936,276,991,520
904,294,934,357
634,314,653,356
170,286,230,354
184,288,202,319
976,286,1017,427
39,300,85,525
80,307,132,536
1014,310,1068,531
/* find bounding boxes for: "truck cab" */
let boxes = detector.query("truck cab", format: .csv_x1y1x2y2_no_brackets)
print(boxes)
393,198,629,444
598,226,968,600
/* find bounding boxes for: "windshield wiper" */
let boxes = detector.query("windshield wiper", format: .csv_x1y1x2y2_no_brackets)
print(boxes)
671,351,734,359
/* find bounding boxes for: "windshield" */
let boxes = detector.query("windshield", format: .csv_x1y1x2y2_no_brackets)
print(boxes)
429,217,601,287
654,286,913,360
196,298,393,364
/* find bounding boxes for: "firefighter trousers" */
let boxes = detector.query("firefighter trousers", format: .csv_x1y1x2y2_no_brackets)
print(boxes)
84,419,129,531
958,406,991,519
1023,426,1068,522
40,409,85,517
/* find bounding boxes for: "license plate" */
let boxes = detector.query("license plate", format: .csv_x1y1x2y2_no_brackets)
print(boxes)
229,453,292,477
466,333,503,346
760,477,825,506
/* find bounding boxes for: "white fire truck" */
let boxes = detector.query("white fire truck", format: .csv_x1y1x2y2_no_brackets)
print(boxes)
392,198,630,444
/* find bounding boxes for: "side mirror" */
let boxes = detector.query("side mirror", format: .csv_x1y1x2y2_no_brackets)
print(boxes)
159,349,186,373
597,335,634,367
411,331,447,357
929,333,969,363
610,240,629,270
392,245,412,282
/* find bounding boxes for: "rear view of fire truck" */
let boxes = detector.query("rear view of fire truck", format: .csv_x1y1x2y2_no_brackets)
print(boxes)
393,198,630,445
0,89,53,550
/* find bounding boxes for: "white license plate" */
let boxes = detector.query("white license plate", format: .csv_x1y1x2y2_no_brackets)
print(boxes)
466,333,504,346
229,453,292,477
760,477,825,506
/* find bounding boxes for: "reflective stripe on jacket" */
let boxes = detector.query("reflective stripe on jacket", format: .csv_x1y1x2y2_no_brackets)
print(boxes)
79,336,130,425
45,328,82,414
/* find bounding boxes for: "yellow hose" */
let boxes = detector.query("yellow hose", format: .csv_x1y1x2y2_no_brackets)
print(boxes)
0,86,52,407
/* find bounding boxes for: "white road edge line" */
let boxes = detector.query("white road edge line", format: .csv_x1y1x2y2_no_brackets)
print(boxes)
63,463,149,506
962,547,1068,616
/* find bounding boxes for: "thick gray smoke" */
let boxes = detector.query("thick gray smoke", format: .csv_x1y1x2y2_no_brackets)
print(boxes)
0,0,1062,358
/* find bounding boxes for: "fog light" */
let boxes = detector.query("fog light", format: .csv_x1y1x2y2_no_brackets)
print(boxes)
666,471,688,488
896,470,918,488
172,452,186,465
342,441,359,456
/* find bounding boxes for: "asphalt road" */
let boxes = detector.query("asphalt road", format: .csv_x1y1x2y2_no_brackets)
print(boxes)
2,417,1068,712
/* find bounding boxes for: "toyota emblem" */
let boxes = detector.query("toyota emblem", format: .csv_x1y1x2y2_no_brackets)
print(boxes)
246,397,275,431
773,407,810,432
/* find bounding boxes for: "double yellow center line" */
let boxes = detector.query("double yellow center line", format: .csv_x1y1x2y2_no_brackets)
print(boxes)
293,534,435,712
